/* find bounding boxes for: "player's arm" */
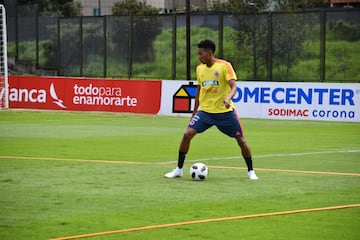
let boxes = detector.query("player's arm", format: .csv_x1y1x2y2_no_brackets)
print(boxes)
192,85,200,116
224,79,237,108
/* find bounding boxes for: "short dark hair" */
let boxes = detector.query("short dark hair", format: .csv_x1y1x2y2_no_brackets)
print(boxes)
197,39,216,53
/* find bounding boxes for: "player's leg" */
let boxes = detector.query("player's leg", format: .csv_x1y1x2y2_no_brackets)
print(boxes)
236,137,258,179
236,136,252,170
164,127,197,179
165,111,212,179
178,127,197,165
176,127,197,175
216,110,258,180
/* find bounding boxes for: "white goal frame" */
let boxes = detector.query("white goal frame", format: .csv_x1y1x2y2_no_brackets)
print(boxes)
0,4,8,109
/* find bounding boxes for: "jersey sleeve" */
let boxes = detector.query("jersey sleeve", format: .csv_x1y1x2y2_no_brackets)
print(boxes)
224,61,237,81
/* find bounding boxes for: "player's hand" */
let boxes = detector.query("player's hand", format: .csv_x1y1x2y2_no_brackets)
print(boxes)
224,98,231,108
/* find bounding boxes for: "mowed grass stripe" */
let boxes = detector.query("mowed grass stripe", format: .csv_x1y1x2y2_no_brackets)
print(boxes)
1,112,359,240
49,204,360,240
1,155,359,177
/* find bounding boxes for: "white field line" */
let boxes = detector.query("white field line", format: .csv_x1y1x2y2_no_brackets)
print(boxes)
1,150,360,177
161,149,360,164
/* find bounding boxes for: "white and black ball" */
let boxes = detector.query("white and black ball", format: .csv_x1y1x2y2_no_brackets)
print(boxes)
190,163,208,181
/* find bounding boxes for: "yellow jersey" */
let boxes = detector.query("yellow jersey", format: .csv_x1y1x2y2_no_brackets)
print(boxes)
196,58,237,113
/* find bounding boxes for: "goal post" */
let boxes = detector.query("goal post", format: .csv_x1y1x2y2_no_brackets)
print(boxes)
0,4,8,109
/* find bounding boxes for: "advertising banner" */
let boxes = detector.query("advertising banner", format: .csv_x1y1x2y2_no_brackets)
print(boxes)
158,80,197,116
234,82,360,122
159,80,360,122
9,76,161,114
8,77,360,122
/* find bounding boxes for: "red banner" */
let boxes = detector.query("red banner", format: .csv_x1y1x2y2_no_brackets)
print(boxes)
9,76,162,114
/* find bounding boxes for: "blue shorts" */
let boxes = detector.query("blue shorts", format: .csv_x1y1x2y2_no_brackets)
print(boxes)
188,110,245,138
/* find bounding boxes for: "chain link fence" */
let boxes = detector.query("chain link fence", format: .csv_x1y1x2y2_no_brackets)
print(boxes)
7,7,360,82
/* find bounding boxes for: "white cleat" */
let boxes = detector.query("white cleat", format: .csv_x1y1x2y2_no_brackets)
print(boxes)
164,168,183,178
248,170,259,180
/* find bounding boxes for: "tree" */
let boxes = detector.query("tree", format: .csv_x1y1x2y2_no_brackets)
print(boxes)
17,0,82,17
111,0,162,63
233,14,269,80
211,0,318,80
271,13,316,80
212,0,270,79
112,0,159,15
277,0,326,10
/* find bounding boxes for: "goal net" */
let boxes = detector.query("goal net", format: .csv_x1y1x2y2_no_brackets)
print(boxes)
0,4,8,109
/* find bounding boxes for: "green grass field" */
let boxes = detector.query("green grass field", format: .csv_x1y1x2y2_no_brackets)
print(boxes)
0,110,359,240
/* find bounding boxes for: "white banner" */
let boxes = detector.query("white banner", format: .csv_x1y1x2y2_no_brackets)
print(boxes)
158,80,197,116
159,81,360,122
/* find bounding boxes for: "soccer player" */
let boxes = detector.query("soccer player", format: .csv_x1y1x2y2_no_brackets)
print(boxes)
165,39,258,180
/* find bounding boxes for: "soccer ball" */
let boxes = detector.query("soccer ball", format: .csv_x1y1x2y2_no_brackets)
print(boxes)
190,163,208,181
